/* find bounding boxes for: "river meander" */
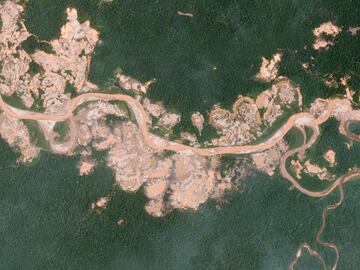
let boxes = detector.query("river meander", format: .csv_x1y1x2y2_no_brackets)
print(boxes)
1,0,360,269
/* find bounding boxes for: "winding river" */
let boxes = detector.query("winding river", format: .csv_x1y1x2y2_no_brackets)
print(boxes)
1,92,360,198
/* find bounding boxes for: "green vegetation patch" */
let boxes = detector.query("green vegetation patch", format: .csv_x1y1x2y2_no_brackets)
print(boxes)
284,127,305,150
30,94,45,112
198,125,219,145
348,122,360,135
28,61,43,76
2,93,45,113
54,121,70,142
65,82,77,98
1,94,27,110
23,120,50,150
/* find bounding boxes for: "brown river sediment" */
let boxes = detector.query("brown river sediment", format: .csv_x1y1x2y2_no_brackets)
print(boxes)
1,92,360,270
1,93,360,192
1,2,360,267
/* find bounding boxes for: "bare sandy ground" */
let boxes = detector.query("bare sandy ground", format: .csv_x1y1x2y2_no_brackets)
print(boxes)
1,92,360,199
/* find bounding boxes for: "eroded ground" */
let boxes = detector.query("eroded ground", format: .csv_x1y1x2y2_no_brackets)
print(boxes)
1,0,359,215
1,1,360,269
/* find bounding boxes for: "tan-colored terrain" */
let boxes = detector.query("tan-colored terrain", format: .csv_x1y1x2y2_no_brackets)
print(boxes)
312,22,342,51
1,1,360,214
1,2,360,269
2,80,360,196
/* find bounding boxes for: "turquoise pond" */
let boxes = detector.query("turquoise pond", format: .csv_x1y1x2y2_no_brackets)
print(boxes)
1,0,360,269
